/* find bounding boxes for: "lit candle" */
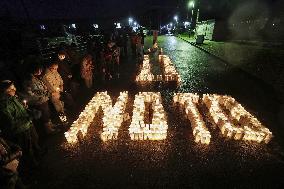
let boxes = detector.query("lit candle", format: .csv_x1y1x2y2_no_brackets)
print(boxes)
23,99,27,107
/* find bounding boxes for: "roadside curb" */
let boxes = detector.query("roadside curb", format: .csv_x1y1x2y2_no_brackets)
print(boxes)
176,36,229,66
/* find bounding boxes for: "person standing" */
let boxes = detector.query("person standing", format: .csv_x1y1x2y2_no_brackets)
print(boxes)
131,33,137,57
136,35,143,63
80,55,94,89
153,30,158,44
112,44,120,78
22,63,57,134
0,80,42,166
42,62,66,122
148,42,160,63
56,51,73,93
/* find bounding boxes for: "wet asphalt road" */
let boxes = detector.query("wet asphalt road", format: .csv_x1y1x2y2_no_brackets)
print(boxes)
31,36,284,189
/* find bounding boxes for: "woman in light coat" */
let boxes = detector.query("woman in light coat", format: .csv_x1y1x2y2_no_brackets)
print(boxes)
42,62,64,114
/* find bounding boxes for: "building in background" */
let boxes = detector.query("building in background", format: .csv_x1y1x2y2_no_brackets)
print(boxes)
195,19,215,40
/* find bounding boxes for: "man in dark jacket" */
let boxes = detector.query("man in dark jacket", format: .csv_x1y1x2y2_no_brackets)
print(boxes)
57,51,73,91
56,51,76,110
0,80,41,166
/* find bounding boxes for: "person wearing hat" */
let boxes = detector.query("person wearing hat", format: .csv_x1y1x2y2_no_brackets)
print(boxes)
0,80,42,166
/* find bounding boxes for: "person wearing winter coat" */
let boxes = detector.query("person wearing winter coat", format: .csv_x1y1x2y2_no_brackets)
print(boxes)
148,42,160,63
0,80,42,166
112,45,120,78
22,63,57,134
57,51,73,92
42,62,64,114
80,55,94,89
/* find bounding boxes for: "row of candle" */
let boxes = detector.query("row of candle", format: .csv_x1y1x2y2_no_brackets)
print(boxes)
129,92,168,140
136,55,155,82
101,91,129,141
65,91,128,143
203,94,244,140
159,55,182,83
203,94,272,143
215,95,272,143
64,92,109,143
136,55,181,83
65,91,272,144
174,93,211,144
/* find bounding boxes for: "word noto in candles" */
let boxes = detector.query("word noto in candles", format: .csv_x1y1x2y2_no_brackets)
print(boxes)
65,92,272,145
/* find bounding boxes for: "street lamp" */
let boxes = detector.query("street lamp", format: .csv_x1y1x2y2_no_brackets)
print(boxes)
128,17,133,26
187,1,195,21
174,15,178,22
187,1,194,23
188,1,195,9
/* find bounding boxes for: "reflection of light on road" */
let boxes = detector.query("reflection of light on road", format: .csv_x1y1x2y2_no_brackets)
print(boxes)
169,36,177,45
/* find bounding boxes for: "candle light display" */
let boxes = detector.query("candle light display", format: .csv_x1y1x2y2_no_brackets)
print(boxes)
216,95,273,143
203,94,272,143
203,94,240,140
129,92,168,140
65,91,128,144
174,93,211,144
136,55,181,83
136,55,154,82
101,91,128,141
59,114,67,123
159,55,181,83
65,91,272,145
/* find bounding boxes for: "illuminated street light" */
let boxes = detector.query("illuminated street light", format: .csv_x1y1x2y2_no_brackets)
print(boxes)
134,22,137,26
187,1,195,21
129,17,133,25
174,15,178,22
188,1,195,9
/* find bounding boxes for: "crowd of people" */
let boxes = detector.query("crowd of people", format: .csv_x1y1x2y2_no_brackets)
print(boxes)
0,28,149,188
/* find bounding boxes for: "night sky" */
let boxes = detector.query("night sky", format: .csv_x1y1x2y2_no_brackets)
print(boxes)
0,0,282,23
